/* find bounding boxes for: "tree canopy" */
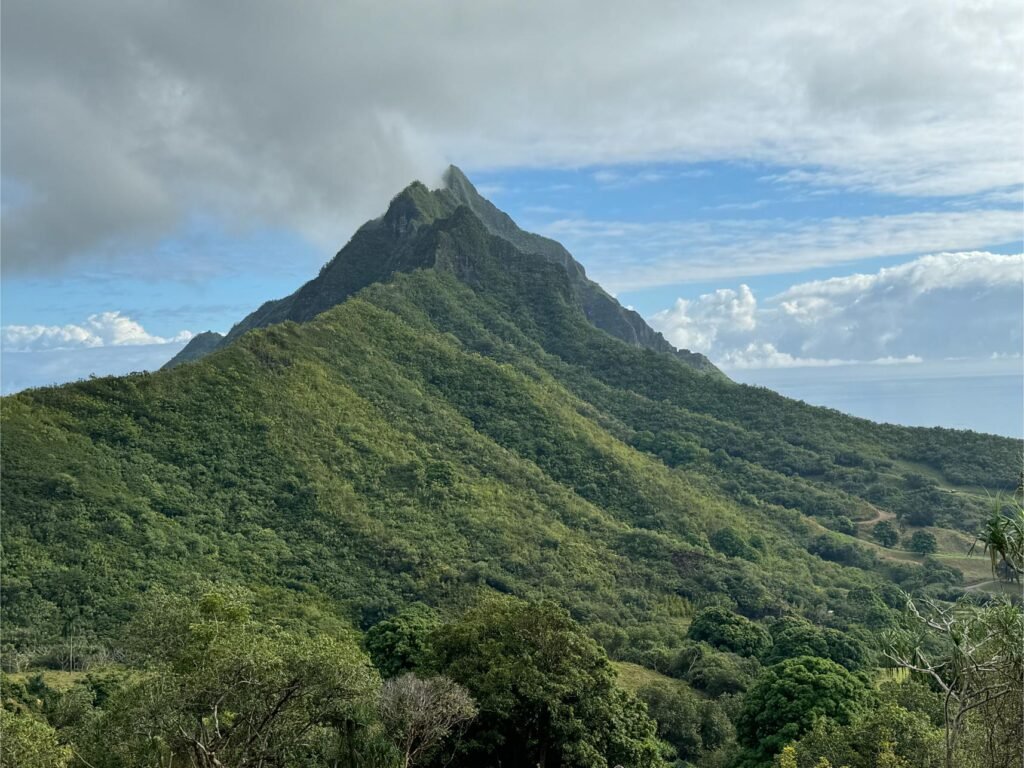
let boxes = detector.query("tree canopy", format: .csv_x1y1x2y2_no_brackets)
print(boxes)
688,607,773,657
736,655,868,764
430,597,664,768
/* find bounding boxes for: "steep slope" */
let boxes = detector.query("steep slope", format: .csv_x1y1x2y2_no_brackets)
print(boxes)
441,166,709,365
3,190,1019,658
165,166,716,372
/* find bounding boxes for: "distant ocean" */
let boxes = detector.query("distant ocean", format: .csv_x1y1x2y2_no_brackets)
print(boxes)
726,360,1023,439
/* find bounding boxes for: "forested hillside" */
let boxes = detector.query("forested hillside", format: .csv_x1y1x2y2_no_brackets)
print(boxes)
3,172,1020,768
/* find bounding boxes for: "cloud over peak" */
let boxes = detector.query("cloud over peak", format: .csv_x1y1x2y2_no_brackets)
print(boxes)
4,0,1021,273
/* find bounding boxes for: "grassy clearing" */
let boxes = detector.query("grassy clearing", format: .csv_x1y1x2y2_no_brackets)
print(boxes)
891,459,997,496
5,670,87,691
613,661,688,695
835,513,1006,587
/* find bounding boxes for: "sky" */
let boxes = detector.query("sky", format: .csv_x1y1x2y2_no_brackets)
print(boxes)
2,1,1023,433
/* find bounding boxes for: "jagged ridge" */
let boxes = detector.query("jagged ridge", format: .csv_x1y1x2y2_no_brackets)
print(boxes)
164,166,717,372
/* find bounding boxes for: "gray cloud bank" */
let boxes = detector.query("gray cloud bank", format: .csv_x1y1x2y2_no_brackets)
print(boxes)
4,0,1021,274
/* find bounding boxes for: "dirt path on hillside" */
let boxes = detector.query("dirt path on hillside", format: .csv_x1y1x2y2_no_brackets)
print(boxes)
856,504,896,528
963,579,999,592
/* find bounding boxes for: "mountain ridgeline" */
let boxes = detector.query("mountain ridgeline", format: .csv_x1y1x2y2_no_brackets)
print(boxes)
3,168,1021,767
165,166,716,372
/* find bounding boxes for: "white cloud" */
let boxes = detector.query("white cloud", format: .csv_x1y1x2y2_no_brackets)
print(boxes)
649,251,1024,368
872,355,924,366
591,169,668,188
716,343,925,369
703,200,770,212
2,312,192,352
545,209,1023,291
777,251,1023,299
3,0,1021,273
652,286,757,352
717,343,849,369
473,184,507,198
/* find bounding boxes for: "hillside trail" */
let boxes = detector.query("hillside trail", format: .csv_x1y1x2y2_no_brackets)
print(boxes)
856,504,896,528
962,579,1000,592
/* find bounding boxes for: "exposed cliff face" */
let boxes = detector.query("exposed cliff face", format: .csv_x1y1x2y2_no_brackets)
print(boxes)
164,166,719,374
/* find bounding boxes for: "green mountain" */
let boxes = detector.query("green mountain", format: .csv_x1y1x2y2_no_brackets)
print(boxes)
165,166,716,372
6,168,1019,644
2,169,1020,766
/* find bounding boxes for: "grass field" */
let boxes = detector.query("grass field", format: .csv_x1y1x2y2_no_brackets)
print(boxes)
814,503,1017,594
613,661,690,695
5,669,86,691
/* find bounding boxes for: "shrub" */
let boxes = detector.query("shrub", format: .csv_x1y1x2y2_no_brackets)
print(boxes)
688,607,772,657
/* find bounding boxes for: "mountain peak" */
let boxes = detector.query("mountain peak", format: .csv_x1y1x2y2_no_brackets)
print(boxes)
382,179,456,235
164,166,719,374
442,164,477,198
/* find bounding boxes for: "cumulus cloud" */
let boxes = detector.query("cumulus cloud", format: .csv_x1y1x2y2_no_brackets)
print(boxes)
650,251,1024,368
653,286,757,352
2,312,192,352
3,0,1021,273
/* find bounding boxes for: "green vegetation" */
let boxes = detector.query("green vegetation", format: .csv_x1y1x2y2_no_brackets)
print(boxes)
762,617,871,671
3,172,1021,766
688,607,772,657
429,597,663,768
908,531,939,556
971,502,1024,581
637,680,734,765
778,697,944,767
72,589,379,767
736,655,868,765
872,520,900,548
883,591,1023,768
0,708,70,768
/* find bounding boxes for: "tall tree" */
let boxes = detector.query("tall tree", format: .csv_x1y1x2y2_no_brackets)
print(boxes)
76,589,380,768
378,674,477,768
873,521,900,548
366,604,442,679
970,500,1023,582
908,531,938,556
736,655,867,765
0,709,70,768
430,596,664,768
883,597,1024,768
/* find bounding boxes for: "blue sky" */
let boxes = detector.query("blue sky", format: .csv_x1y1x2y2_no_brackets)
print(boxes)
2,1,1022,434
468,162,1022,312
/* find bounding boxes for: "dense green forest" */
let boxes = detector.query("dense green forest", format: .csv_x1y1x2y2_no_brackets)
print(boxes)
2,171,1021,767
